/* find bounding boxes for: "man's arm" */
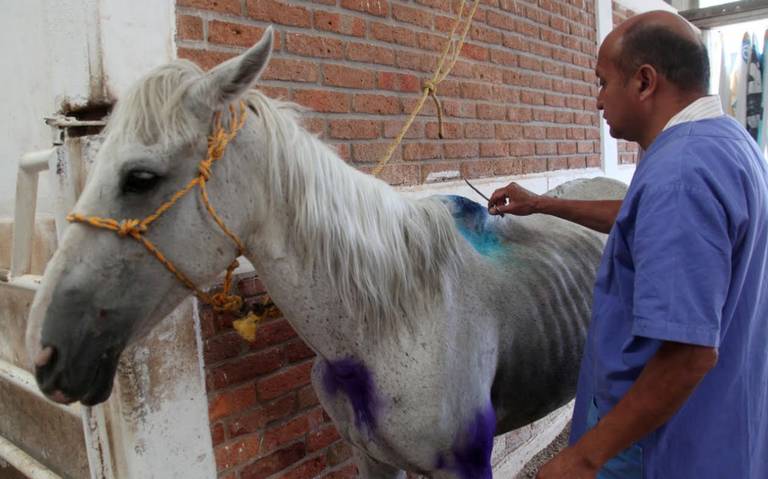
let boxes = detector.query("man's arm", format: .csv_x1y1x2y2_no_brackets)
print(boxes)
536,341,718,478
488,182,622,234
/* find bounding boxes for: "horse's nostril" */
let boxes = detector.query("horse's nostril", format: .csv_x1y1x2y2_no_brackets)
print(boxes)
34,345,56,368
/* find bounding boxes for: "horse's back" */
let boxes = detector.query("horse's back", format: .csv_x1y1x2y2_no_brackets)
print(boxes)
545,177,627,201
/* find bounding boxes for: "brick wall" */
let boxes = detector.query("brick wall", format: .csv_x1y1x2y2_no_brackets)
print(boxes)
612,1,639,165
201,275,357,479
177,0,602,187
182,1,606,477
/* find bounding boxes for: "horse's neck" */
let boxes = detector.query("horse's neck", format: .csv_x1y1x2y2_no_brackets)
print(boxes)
241,124,376,358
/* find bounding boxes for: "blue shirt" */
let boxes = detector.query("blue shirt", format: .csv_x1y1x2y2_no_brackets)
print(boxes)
571,115,768,478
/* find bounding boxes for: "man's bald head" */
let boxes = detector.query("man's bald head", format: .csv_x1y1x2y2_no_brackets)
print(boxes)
605,10,710,94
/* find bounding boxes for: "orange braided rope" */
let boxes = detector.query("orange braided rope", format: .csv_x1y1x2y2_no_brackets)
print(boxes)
67,102,266,336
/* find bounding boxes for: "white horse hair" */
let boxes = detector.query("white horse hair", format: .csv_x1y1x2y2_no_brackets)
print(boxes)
27,27,627,478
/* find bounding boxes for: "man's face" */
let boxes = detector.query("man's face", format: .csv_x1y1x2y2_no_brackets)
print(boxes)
595,41,636,142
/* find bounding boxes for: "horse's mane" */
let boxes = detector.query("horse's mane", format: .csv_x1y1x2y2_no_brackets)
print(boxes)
105,59,465,337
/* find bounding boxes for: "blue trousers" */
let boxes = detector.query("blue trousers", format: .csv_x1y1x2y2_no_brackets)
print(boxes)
586,399,643,479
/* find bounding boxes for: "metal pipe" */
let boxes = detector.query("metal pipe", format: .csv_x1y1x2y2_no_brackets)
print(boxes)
0,358,79,418
0,433,64,479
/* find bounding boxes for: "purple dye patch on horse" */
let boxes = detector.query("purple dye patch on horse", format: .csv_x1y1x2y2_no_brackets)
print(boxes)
322,358,380,435
436,402,496,479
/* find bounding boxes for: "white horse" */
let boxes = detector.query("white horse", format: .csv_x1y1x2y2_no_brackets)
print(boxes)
26,29,626,478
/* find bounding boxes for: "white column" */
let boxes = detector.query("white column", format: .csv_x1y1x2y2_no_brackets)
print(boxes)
595,0,619,178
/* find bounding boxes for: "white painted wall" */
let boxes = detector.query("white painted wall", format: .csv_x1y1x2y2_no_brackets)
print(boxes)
0,0,175,218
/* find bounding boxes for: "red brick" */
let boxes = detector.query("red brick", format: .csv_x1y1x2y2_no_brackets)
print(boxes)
177,0,240,15
257,362,314,400
522,157,547,174
229,395,297,438
209,348,285,389
533,109,555,123
359,163,420,186
246,319,297,351
323,65,376,89
426,121,462,139
520,91,545,106
341,0,389,16
262,59,318,83
351,142,402,164
443,142,479,159
378,72,420,93
495,124,523,140
568,156,587,169
353,95,401,115
314,11,366,37
241,443,306,479
384,120,424,139
477,104,507,120
442,100,476,118
208,20,267,48
370,22,418,47
509,142,535,156
211,422,226,446
237,276,267,297
461,159,495,179
396,51,437,72
547,127,567,139
177,15,203,41
548,157,569,171
286,33,344,59
215,434,262,470
204,331,244,364
308,425,341,452
209,384,257,421
567,127,586,140
262,414,309,454
260,86,290,100
347,42,396,66
297,384,320,409
285,340,316,363
403,143,441,161
535,142,557,155
587,154,601,168
460,83,493,101
480,142,508,158
393,3,433,28
558,142,578,155
508,106,533,122
464,122,494,139
282,456,328,479
329,120,380,140
460,43,489,62
178,48,236,71
471,25,503,45
523,125,546,139
246,0,311,27
418,31,445,52
293,90,350,113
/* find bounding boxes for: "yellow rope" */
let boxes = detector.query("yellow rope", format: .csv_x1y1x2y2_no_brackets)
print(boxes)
67,101,256,329
373,0,481,178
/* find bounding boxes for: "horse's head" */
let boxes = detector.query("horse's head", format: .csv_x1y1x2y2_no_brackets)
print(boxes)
26,29,274,406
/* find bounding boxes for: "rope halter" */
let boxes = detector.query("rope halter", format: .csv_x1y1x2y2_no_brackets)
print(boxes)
67,101,268,341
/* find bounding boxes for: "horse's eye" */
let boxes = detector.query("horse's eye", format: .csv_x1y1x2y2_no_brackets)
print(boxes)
122,170,161,194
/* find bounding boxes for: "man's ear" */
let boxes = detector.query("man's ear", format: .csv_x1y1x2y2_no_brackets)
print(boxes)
186,26,274,113
636,64,658,101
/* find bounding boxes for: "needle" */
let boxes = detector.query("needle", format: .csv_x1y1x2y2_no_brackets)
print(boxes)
464,179,504,217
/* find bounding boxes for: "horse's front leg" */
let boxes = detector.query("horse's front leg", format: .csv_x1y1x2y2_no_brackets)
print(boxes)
353,448,407,479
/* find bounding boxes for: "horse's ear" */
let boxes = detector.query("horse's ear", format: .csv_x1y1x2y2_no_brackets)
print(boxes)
186,26,273,112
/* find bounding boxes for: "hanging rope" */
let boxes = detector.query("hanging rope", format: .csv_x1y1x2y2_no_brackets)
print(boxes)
68,101,271,341
373,0,481,178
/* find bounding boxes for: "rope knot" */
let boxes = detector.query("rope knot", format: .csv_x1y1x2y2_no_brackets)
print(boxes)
118,219,145,237
198,160,213,180
423,80,437,94
210,292,244,313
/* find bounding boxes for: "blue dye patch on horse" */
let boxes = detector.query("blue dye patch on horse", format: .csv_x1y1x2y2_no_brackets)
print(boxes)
441,195,503,257
436,402,496,479
322,358,380,435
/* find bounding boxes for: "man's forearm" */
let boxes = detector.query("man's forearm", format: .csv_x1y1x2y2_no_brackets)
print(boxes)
534,197,622,234
574,341,718,468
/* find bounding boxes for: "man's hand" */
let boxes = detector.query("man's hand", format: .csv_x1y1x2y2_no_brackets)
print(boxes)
536,446,599,479
488,182,541,216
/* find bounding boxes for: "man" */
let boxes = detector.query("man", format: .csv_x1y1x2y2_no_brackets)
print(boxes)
489,11,768,479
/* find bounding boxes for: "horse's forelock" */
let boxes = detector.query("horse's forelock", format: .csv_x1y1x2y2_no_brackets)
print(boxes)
104,60,204,147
